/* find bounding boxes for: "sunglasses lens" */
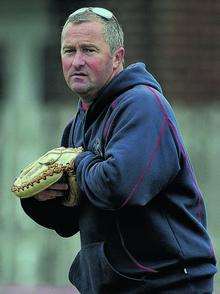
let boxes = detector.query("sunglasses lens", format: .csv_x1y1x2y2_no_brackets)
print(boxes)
70,7,113,20
70,8,87,17
93,8,113,19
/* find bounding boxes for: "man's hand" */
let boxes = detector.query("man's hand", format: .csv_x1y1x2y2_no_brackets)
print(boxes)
11,146,83,199
34,183,68,201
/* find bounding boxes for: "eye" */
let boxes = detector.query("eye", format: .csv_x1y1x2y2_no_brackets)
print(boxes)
63,48,75,54
83,48,95,54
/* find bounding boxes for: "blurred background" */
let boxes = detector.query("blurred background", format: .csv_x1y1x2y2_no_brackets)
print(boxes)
0,0,219,293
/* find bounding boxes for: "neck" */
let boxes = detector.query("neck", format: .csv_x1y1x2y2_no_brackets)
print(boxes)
79,64,124,109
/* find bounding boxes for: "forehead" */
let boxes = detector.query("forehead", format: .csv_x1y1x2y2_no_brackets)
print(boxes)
62,21,105,44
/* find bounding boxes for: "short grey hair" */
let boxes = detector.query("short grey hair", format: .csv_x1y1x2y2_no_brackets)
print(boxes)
62,8,124,55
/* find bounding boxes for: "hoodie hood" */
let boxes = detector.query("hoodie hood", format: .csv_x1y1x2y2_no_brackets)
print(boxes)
99,62,163,101
83,62,163,131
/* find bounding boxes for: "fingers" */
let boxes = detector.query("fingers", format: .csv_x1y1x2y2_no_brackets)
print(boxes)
34,183,69,201
34,193,57,201
48,183,69,190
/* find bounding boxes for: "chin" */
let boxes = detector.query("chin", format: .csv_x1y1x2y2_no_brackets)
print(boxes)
73,86,94,95
69,85,85,93
71,88,89,98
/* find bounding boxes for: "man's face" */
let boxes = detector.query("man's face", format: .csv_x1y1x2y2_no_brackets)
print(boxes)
61,21,120,100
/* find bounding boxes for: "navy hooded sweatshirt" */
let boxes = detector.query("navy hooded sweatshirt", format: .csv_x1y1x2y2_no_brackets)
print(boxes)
21,63,216,293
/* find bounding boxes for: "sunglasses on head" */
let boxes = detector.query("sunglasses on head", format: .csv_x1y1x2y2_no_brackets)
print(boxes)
69,7,114,20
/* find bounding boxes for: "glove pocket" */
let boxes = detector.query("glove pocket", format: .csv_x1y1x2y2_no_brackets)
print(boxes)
69,241,145,293
38,149,63,165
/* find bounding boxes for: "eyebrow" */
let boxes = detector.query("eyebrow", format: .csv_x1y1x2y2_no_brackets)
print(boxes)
62,43,99,50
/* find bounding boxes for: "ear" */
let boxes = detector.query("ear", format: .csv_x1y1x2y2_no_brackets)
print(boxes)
113,47,125,69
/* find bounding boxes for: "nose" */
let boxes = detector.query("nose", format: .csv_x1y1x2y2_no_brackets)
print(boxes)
71,51,85,68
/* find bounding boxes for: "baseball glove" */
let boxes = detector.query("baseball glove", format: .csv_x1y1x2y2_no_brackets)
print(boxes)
11,146,83,206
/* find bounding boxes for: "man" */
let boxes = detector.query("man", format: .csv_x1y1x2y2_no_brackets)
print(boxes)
21,7,216,293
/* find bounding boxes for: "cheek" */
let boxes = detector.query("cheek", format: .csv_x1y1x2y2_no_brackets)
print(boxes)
61,58,71,75
89,58,113,79
88,59,102,74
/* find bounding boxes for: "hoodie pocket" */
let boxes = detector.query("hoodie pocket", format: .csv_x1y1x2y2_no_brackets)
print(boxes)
69,242,145,294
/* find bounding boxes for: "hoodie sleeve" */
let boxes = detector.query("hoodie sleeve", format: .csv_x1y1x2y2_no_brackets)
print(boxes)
74,88,181,210
20,197,79,237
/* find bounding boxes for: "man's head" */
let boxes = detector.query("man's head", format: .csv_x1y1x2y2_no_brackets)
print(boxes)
61,7,125,102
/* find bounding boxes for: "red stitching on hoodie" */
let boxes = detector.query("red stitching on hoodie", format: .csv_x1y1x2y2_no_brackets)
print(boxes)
120,86,169,208
120,115,168,208
116,220,158,273
145,87,204,221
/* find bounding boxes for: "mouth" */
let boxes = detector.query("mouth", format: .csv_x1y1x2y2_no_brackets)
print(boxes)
71,72,87,77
